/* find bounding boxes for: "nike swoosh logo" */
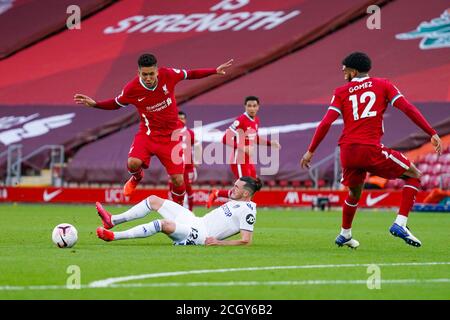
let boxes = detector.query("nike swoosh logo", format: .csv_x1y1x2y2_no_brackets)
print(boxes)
138,97,145,102
43,189,62,202
366,193,389,206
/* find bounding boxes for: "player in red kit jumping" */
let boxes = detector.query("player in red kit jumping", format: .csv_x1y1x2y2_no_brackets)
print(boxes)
300,52,442,248
207,96,281,208
74,54,232,205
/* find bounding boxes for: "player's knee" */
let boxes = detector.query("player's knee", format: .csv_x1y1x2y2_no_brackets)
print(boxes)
404,177,421,189
349,186,363,200
147,195,163,209
127,158,142,171
160,219,176,234
171,175,184,187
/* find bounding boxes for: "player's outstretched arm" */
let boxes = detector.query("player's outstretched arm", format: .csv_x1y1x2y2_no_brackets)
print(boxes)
74,94,96,107
393,96,441,155
184,59,233,80
216,59,233,75
431,134,442,155
205,230,252,246
74,93,121,110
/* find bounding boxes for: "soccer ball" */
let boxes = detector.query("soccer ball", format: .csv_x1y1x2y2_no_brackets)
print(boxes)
52,223,78,248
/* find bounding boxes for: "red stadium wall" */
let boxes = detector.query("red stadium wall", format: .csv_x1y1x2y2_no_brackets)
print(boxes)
0,186,430,208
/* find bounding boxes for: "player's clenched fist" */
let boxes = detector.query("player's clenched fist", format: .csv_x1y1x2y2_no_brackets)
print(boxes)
300,151,313,169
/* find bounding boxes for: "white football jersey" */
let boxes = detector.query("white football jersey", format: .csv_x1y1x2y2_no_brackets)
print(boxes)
201,200,257,240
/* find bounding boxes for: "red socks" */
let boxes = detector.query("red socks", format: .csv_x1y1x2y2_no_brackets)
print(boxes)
171,183,186,206
342,195,359,229
398,177,421,217
185,183,194,211
128,166,143,182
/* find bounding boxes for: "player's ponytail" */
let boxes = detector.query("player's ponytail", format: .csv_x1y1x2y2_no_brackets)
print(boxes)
240,176,263,195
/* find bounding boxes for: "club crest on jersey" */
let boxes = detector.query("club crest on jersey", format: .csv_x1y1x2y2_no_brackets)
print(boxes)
246,214,255,225
162,84,169,95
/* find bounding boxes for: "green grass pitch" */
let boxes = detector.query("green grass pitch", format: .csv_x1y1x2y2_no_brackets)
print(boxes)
0,203,449,300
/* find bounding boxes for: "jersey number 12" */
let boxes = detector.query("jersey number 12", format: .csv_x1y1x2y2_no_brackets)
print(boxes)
349,91,377,121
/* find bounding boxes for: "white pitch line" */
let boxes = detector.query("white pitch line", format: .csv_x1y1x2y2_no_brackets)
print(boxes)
89,261,450,287
1,278,449,291
1,262,449,291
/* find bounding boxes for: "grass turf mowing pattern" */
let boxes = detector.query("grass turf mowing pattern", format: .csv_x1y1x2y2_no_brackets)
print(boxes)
0,204,449,299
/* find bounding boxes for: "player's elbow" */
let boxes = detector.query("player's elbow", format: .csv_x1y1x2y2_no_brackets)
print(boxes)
240,238,252,246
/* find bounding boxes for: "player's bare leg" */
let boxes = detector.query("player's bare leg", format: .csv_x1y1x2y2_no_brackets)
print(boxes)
169,174,186,206
389,164,422,247
335,184,362,249
124,157,144,196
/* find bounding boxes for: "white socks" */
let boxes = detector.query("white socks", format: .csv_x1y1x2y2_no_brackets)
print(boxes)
340,228,352,239
111,198,152,226
114,220,162,240
395,215,408,227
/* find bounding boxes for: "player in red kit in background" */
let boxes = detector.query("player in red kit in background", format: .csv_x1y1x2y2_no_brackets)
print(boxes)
177,111,198,211
74,54,233,205
207,96,281,208
301,52,442,248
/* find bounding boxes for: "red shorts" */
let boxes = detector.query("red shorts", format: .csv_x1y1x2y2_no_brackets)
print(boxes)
231,163,257,179
128,133,184,175
340,144,411,187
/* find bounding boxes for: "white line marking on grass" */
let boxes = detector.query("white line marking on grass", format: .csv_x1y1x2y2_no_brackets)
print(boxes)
1,262,449,291
1,278,449,291
89,261,450,287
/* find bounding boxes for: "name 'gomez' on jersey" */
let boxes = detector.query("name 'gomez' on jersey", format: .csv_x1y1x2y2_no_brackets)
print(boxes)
329,77,402,146
114,67,187,137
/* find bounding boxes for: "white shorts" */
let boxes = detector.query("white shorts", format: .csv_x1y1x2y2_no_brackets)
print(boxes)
158,200,207,245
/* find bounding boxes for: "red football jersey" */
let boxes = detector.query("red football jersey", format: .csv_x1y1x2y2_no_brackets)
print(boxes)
180,126,195,170
115,67,187,138
228,112,260,163
329,77,402,146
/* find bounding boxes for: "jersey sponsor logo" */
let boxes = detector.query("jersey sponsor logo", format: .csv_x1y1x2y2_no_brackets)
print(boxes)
366,193,389,207
0,113,75,146
246,214,256,225
221,204,232,217
396,9,450,50
43,189,62,202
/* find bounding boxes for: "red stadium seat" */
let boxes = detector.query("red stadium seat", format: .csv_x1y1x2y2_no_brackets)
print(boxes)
424,153,439,164
303,180,313,188
278,180,289,187
431,164,442,175
291,180,302,188
442,153,450,165
418,163,429,174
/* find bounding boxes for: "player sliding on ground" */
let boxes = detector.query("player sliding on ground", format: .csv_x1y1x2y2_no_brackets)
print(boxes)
300,52,442,249
74,54,233,206
95,177,261,246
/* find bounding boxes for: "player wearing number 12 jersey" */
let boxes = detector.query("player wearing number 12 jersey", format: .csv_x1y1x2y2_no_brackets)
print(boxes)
301,52,442,248
75,54,233,205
